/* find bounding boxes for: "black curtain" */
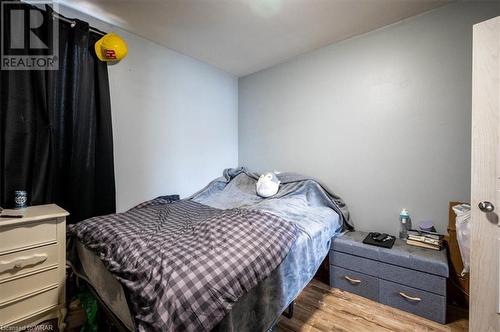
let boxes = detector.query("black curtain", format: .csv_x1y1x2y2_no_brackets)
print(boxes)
0,4,116,223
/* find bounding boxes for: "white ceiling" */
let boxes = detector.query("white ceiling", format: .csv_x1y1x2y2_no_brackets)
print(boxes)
61,0,449,77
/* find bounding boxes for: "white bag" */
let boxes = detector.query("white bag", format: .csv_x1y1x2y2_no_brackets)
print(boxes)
452,204,471,276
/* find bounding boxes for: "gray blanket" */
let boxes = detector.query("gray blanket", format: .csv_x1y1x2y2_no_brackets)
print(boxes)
69,199,297,332
190,167,352,230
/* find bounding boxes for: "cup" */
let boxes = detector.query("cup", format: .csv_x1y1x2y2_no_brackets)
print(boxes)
14,190,28,209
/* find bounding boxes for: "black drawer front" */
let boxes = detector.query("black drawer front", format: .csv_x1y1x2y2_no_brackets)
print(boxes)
379,279,446,324
330,265,379,302
330,251,380,278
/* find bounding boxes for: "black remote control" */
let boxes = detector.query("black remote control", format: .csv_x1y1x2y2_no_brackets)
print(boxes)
374,233,389,242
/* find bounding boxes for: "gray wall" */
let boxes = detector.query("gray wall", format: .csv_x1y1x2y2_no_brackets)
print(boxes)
61,6,238,212
239,2,500,234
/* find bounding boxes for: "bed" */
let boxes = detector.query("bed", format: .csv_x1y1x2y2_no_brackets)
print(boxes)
68,167,352,332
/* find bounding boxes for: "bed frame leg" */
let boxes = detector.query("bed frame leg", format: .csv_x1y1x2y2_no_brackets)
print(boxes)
282,301,294,319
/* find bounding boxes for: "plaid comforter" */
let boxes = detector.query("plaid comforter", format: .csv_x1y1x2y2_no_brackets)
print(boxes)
69,198,297,331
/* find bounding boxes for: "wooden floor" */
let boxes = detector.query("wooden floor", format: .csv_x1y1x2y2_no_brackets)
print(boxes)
34,279,468,332
277,280,468,332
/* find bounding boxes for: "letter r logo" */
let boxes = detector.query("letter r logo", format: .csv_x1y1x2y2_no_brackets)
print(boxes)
9,9,48,49
1,1,60,70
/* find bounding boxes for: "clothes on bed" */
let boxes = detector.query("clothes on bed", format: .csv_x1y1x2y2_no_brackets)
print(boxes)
68,199,297,332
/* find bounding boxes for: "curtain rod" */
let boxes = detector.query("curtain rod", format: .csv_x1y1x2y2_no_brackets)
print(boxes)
51,11,106,36
20,1,107,36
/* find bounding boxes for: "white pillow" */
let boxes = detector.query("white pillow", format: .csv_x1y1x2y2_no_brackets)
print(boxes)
256,172,280,197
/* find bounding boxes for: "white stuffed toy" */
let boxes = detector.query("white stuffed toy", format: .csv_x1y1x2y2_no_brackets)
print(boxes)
256,172,281,198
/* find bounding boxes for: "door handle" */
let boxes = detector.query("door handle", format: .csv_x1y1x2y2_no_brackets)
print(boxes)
478,201,495,213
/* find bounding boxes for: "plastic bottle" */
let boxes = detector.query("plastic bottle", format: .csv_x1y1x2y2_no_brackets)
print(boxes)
399,208,410,239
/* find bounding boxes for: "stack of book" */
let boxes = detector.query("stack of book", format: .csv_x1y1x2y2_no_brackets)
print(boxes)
406,229,444,250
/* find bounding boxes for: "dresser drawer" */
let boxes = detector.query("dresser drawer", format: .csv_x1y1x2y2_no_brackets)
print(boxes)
0,244,59,282
330,251,380,277
378,261,446,295
0,266,59,301
330,265,379,301
0,219,58,254
379,279,446,324
0,284,59,326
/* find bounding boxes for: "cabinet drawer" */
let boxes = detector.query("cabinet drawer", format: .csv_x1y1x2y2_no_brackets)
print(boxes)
330,251,380,277
0,266,59,301
330,265,379,301
0,219,57,254
0,284,59,326
378,262,446,295
379,279,446,324
331,251,446,295
0,244,59,282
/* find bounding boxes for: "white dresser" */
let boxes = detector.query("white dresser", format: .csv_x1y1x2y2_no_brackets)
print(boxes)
0,204,68,330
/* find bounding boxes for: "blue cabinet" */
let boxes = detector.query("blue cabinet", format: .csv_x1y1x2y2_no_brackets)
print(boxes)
329,231,449,324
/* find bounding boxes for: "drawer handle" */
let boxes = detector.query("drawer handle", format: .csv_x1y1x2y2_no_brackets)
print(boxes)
399,292,421,302
344,275,362,284
0,254,48,273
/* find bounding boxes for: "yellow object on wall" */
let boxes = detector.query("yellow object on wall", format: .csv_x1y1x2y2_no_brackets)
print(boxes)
94,33,128,62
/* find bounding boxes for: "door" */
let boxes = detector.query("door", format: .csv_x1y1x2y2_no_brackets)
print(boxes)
471,16,500,332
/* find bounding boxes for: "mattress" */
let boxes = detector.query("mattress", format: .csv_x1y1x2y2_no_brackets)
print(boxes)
76,241,135,330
